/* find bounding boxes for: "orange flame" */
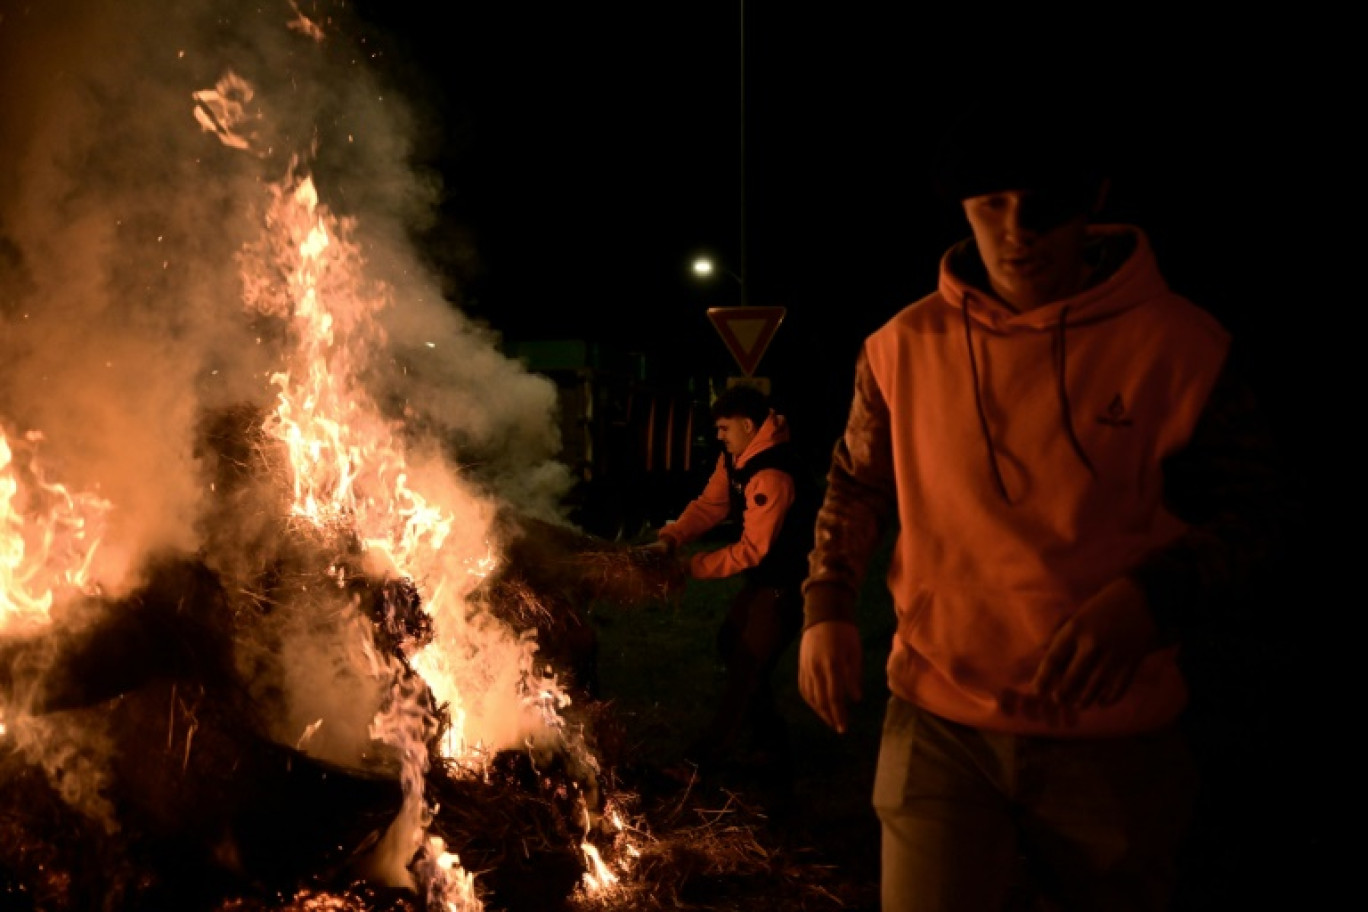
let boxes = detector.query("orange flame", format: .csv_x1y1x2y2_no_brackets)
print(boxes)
580,842,620,894
246,160,492,898
1,428,110,633
236,131,577,902
414,835,481,911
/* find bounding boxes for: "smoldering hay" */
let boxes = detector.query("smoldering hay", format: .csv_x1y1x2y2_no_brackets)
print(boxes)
0,0,643,908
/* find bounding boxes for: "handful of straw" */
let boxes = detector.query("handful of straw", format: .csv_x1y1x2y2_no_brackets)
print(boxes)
568,545,687,607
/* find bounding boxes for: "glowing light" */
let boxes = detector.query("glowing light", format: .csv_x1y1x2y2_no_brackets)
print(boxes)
416,836,481,911
296,718,324,750
2,429,110,632
192,73,257,151
579,842,619,894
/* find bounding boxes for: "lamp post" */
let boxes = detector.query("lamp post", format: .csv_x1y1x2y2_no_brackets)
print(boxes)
737,0,747,305
689,253,750,309
689,3,749,306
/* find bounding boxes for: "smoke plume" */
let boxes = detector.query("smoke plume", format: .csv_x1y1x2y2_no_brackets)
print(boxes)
0,0,570,598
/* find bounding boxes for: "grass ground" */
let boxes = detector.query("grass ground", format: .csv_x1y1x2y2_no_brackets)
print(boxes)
584,538,896,911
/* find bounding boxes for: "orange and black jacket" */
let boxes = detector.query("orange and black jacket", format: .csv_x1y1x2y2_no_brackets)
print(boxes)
660,412,818,590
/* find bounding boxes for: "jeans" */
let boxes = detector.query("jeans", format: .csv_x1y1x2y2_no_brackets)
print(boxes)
874,696,1196,912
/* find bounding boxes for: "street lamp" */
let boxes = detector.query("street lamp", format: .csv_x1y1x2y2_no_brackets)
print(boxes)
690,254,747,304
691,255,743,284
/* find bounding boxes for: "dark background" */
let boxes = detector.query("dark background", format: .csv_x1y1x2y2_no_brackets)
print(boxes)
351,3,1345,904
348,0,1341,589
350,3,1337,472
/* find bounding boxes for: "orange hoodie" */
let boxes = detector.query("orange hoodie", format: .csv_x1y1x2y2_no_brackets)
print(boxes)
659,412,798,580
809,226,1231,736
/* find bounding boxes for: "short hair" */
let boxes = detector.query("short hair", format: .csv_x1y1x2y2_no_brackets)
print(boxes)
711,383,770,426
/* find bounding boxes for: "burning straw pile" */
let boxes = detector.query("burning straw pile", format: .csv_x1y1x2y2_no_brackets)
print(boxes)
0,2,866,908
0,519,857,912
1,411,850,912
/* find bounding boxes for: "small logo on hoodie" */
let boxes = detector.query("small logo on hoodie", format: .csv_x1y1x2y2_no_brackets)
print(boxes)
1096,394,1134,428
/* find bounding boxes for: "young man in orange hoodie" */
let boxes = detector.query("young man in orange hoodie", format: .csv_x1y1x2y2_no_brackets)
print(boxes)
797,103,1285,910
648,383,818,786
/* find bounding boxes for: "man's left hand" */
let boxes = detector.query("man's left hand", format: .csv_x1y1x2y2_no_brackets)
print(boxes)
1028,576,1158,712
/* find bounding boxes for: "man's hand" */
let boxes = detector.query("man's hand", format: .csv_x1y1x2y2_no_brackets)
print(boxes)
639,538,673,555
1028,576,1159,712
798,620,862,734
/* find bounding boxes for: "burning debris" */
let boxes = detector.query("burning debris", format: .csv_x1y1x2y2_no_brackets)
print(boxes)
1,421,669,911
1,428,842,911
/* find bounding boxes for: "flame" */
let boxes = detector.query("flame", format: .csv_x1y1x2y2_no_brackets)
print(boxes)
246,158,487,898
1,428,111,633
580,841,619,894
226,68,580,901
414,835,481,912
574,795,637,901
1,428,111,744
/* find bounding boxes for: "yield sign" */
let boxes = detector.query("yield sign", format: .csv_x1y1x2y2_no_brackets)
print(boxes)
707,306,786,377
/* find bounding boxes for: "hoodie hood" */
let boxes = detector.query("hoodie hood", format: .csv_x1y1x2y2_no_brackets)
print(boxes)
734,410,790,469
939,224,1168,331
936,225,1171,502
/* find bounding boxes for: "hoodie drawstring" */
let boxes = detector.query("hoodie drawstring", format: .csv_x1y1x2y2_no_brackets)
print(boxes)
961,296,1096,505
960,292,1012,502
1055,305,1097,478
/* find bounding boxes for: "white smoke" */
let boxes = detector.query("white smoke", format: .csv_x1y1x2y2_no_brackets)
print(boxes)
0,0,571,601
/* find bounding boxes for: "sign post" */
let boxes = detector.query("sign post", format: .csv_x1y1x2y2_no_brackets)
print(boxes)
706,306,786,377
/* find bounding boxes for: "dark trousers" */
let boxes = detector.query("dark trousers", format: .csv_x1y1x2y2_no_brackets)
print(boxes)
694,580,804,763
874,696,1197,912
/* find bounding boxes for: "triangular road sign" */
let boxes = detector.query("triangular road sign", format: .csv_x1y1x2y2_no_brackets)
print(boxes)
707,306,786,377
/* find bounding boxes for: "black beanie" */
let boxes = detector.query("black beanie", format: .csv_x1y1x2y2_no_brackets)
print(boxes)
931,98,1113,206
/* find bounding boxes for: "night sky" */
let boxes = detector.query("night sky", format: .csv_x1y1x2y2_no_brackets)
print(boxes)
348,0,1346,574
343,5,1346,564
342,6,1341,532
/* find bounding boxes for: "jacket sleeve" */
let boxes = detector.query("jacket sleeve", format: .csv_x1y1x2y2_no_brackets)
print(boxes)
689,468,796,579
658,455,731,548
803,348,900,628
1129,349,1293,642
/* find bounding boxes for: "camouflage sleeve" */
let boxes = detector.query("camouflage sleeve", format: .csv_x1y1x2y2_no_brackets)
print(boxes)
802,348,900,628
1130,348,1294,642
